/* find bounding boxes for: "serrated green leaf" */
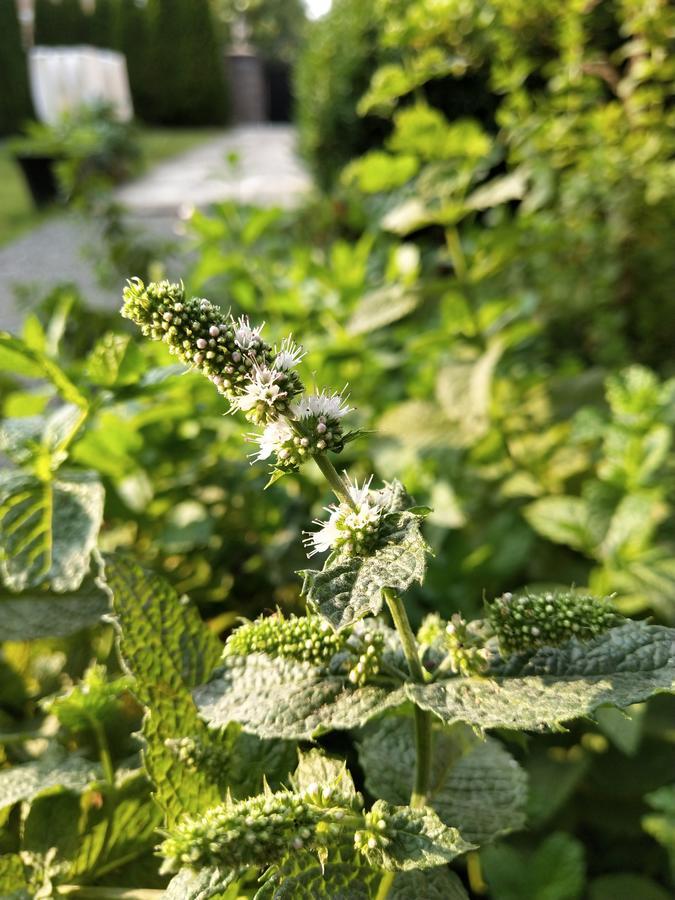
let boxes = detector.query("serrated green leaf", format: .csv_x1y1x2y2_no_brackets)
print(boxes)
301,512,429,630
85,332,145,387
21,788,82,863
482,832,585,900
407,623,675,731
347,285,421,336
0,752,99,813
256,851,377,899
358,717,527,844
523,496,599,553
0,854,30,898
0,405,84,468
67,771,162,882
291,749,356,797
194,653,406,741
434,342,503,446
0,578,109,640
0,333,87,408
0,471,104,592
367,799,474,871
164,865,239,900
388,869,469,899
102,555,225,826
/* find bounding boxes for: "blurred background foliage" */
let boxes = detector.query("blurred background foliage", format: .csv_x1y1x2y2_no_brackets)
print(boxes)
1,0,675,897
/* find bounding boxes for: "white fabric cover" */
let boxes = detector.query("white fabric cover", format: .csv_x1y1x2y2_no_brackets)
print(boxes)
29,46,134,124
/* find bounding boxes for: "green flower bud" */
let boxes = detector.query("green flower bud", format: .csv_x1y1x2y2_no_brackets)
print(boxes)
159,786,360,872
164,735,230,780
353,806,391,865
488,589,621,656
444,614,490,677
121,279,272,399
224,613,384,686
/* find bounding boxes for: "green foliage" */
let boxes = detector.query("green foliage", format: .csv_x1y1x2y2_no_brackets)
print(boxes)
0,0,32,136
482,832,586,900
294,0,389,189
145,0,228,126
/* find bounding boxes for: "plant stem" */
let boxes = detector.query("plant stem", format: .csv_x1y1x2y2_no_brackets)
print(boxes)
311,452,357,509
91,719,114,785
382,588,432,809
375,872,396,900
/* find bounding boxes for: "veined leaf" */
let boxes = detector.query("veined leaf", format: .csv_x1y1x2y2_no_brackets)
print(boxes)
256,851,377,899
0,404,85,468
0,471,104,592
85,332,145,387
102,556,225,826
358,716,527,844
291,749,356,797
482,832,585,900
407,623,675,731
194,653,406,741
301,512,429,630
366,800,474,871
164,865,239,900
523,496,600,554
0,333,87,408
347,284,421,336
388,869,469,899
0,752,99,813
67,771,163,882
0,578,109,640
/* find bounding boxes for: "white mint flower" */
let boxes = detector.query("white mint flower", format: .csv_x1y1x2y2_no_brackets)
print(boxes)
273,336,306,371
304,476,386,557
233,315,265,350
232,364,288,421
250,420,295,462
292,390,352,421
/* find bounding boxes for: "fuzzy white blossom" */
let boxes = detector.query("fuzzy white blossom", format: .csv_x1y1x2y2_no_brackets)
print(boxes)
292,390,352,421
304,476,386,557
231,364,290,423
250,420,295,462
233,315,265,351
273,336,305,371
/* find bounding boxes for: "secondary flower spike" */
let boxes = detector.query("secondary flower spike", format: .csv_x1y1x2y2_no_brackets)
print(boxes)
121,279,272,400
305,476,387,558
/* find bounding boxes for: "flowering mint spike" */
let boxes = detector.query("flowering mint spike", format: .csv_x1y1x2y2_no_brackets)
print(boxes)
224,612,384,686
487,589,622,656
230,361,304,425
291,389,352,454
159,785,363,873
121,278,271,399
273,335,306,371
305,476,387,558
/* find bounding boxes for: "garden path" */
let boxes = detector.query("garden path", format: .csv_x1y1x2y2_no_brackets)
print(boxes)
0,125,310,334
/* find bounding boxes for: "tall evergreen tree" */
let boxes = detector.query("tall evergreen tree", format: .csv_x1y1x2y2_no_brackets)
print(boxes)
0,0,33,135
112,0,153,120
34,0,90,45
145,0,228,125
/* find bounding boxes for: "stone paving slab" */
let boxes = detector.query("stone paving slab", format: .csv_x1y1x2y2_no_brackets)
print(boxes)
0,125,310,334
115,124,311,214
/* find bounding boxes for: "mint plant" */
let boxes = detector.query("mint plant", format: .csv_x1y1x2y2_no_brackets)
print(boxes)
96,278,675,897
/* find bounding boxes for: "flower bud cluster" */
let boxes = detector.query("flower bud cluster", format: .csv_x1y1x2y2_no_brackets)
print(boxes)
251,390,352,472
121,279,274,402
164,736,230,781
224,613,384,687
159,785,360,872
443,614,490,676
353,807,391,865
488,590,620,656
305,477,389,558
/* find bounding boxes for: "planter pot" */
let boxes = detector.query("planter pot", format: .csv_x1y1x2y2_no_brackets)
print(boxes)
14,154,61,208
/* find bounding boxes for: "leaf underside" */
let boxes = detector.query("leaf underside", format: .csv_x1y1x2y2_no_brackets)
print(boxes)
408,623,675,731
0,752,99,814
358,716,527,844
194,653,406,741
0,471,104,592
0,578,109,640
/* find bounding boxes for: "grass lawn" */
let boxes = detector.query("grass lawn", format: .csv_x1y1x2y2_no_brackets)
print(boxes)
0,127,222,248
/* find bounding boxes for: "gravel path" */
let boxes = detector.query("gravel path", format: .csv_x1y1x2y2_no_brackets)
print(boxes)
0,125,310,334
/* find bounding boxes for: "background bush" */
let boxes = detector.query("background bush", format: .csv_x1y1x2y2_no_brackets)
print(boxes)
0,0,33,136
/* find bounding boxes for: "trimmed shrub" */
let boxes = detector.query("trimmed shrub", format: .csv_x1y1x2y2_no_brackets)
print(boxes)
0,0,33,135
144,0,228,125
